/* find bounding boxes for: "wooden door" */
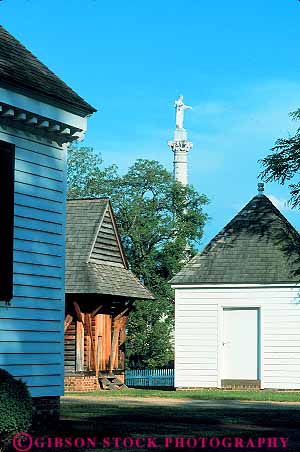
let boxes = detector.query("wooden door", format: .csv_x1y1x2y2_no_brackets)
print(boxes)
222,308,259,380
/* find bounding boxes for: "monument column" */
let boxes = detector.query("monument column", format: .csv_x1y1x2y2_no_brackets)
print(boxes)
168,95,193,185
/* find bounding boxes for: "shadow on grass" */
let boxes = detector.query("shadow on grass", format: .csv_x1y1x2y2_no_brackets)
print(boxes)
25,399,300,451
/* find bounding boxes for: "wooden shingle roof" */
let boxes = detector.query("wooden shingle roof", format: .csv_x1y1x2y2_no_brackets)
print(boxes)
66,199,154,299
0,26,96,116
171,194,300,285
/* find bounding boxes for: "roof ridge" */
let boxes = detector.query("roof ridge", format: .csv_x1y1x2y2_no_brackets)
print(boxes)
203,194,300,255
171,193,300,285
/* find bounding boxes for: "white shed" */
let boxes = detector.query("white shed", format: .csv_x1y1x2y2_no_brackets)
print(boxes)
0,26,95,418
171,187,300,390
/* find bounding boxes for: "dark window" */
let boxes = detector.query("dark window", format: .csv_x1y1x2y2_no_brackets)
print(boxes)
0,141,15,303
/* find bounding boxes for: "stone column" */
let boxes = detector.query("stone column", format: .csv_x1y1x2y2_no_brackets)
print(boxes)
168,128,193,186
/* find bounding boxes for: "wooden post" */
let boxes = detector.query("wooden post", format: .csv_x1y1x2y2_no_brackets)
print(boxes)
97,335,102,373
76,314,84,371
118,315,128,370
85,313,98,377
97,313,113,370
73,301,83,323
86,336,91,370
98,314,104,370
105,314,112,369
108,318,121,371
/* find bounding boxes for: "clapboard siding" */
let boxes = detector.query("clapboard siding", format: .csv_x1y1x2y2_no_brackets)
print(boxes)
15,263,63,278
15,204,63,223
17,375,62,387
0,354,62,365
0,318,60,331
15,159,64,181
14,274,62,289
0,331,61,342
7,297,62,309
175,286,300,389
16,147,64,169
14,242,63,261
264,301,300,388
14,228,63,246
175,287,299,299
0,342,62,354
15,170,64,191
0,364,64,376
0,130,66,398
175,300,218,388
15,183,63,204
14,252,63,269
14,217,63,235
15,193,63,213
0,307,62,320
13,285,63,299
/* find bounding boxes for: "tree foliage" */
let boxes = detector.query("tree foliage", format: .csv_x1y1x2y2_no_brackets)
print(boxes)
67,145,118,199
259,109,300,207
67,145,208,368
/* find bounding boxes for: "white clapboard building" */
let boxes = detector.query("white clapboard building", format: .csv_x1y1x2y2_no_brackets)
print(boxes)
0,26,95,417
171,186,300,390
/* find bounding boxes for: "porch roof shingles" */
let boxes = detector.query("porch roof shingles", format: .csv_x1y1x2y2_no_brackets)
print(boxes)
65,263,153,299
171,194,300,285
0,26,96,115
66,198,154,299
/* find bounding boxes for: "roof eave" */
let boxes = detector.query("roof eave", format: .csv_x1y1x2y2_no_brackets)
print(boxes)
0,80,97,117
65,289,155,300
171,281,300,288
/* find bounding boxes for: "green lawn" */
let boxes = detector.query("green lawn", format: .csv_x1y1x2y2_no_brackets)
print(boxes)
66,387,300,402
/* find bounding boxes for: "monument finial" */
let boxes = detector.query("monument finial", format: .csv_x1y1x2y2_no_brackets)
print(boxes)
257,182,264,196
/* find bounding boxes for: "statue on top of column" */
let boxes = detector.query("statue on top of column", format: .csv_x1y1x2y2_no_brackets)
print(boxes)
174,95,192,129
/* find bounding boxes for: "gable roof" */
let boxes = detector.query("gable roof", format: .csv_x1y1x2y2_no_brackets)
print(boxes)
170,194,300,285
0,26,96,116
66,198,154,299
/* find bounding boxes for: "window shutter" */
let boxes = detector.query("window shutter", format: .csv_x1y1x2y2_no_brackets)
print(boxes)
0,141,15,303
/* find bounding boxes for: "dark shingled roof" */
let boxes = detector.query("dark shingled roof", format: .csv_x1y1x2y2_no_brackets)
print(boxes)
66,198,154,299
0,26,96,115
170,194,300,285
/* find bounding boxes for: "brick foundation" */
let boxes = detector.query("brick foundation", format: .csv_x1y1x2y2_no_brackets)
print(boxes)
64,373,100,392
32,396,60,427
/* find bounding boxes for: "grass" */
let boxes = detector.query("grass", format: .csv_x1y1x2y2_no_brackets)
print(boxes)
66,387,300,402
51,391,300,451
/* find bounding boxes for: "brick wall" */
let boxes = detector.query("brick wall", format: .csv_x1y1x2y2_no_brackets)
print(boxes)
32,396,60,426
64,374,100,392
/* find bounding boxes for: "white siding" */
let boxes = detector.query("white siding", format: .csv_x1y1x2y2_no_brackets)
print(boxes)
175,294,218,387
175,286,300,389
0,126,66,397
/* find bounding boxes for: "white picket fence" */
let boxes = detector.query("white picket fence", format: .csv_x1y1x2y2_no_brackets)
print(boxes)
125,368,174,387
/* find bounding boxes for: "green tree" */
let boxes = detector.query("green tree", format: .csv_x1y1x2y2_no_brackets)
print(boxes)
67,145,208,368
259,109,300,207
67,145,118,199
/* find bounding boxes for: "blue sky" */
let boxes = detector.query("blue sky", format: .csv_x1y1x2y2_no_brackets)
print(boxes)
2,0,300,246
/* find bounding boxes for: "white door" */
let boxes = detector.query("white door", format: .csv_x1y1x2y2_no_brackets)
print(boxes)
222,308,259,380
